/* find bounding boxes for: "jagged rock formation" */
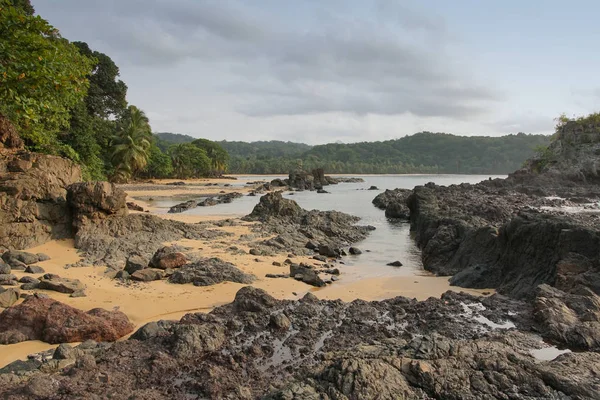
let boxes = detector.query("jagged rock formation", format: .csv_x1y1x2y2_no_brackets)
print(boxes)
0,149,82,250
67,182,128,229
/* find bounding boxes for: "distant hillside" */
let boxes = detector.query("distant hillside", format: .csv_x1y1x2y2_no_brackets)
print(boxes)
154,131,551,175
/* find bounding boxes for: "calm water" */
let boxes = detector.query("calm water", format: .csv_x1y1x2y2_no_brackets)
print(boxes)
148,175,504,280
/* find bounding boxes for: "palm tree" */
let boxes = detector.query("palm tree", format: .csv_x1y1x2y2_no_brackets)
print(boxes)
110,105,152,182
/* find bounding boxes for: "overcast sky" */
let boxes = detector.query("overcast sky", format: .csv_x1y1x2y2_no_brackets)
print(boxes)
34,0,600,144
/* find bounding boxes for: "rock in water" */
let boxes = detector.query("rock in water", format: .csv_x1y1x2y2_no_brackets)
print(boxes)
0,296,134,344
349,247,362,255
67,181,128,228
387,261,403,267
243,192,303,222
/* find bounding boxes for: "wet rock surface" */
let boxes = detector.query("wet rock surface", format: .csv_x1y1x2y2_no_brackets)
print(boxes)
1,287,598,399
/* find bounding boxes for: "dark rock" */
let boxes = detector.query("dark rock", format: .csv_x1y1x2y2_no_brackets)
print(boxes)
67,181,128,229
0,274,16,285
125,255,148,274
115,270,130,280
38,274,85,294
2,250,39,265
305,241,318,250
316,189,329,194
290,263,325,287
368,185,379,190
372,188,413,210
233,286,277,312
24,265,45,274
0,114,24,149
126,202,144,212
169,258,255,286
166,181,186,186
272,261,282,267
270,313,291,330
131,269,164,282
53,343,78,360
318,245,339,258
131,320,174,341
349,247,362,255
249,248,262,256
387,261,403,267
18,276,39,284
243,192,303,222
313,255,327,262
20,282,40,290
168,199,197,214
270,178,287,187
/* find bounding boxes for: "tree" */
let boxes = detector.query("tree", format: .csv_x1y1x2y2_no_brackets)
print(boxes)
169,143,211,179
110,105,152,182
0,1,94,152
143,144,173,178
7,0,33,15
191,138,229,174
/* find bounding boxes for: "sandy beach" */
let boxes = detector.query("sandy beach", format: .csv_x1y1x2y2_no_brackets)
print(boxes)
0,178,493,368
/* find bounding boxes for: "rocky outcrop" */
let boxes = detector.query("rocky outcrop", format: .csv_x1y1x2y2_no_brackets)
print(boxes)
67,181,128,229
169,258,255,286
0,296,134,344
0,149,81,249
244,192,374,257
1,287,598,399
372,188,412,219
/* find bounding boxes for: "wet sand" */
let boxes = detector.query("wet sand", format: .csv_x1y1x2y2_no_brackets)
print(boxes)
0,179,494,368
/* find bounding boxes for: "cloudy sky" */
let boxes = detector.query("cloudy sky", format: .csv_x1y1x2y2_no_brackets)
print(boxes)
34,0,600,143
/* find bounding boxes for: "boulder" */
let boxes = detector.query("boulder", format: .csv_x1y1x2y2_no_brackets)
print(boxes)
0,296,134,344
349,247,362,255
168,199,197,214
36,253,50,261
67,181,127,228
243,192,303,222
233,286,277,313
0,288,19,308
38,274,85,294
368,186,379,190
131,269,164,282
290,263,326,287
318,245,339,258
0,274,17,285
169,258,255,286
24,265,45,274
125,255,148,275
387,261,403,267
270,313,291,331
270,178,287,187
2,250,39,265
149,246,187,270
0,259,10,275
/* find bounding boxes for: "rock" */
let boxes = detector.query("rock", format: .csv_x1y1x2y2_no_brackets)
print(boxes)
2,250,39,265
272,261,282,267
125,255,147,274
0,149,82,249
318,245,339,258
115,270,129,280
168,199,197,214
387,261,403,267
20,282,39,290
131,320,173,341
24,265,45,274
0,114,24,149
368,185,379,190
67,181,128,228
166,181,186,186
126,202,144,212
25,376,58,398
270,313,291,330
171,323,226,358
316,189,329,194
349,247,362,255
36,253,50,262
0,288,19,308
18,276,39,284
249,248,262,256
169,258,255,286
6,260,26,270
131,269,164,282
0,296,134,344
53,343,78,360
233,286,277,312
0,260,10,275
38,274,85,294
372,188,413,210
290,264,325,287
70,289,87,298
305,241,318,250
149,246,188,269
243,192,303,222
385,202,410,219
270,178,287,187
313,255,327,262
0,274,16,285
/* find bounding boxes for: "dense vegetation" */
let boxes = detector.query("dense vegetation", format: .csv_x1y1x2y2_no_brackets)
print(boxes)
158,132,550,174
0,0,227,181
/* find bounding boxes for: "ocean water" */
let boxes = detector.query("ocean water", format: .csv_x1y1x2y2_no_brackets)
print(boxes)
149,175,504,280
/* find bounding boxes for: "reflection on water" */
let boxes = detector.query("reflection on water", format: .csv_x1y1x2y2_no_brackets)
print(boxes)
144,174,504,280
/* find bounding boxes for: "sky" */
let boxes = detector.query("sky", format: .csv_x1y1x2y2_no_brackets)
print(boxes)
33,0,600,144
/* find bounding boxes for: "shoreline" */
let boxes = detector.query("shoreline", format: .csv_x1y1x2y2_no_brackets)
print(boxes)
0,177,495,368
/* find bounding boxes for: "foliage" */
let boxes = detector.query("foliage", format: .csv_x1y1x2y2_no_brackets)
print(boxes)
7,0,33,15
0,2,94,152
169,143,211,179
191,138,229,173
110,105,152,182
143,143,173,178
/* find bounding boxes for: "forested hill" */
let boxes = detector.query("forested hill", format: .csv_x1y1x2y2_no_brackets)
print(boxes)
155,132,551,175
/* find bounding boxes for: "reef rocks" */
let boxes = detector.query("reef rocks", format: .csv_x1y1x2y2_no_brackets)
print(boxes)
1,287,598,399
0,296,134,344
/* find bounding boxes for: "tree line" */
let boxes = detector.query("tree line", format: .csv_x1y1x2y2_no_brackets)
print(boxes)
0,0,227,181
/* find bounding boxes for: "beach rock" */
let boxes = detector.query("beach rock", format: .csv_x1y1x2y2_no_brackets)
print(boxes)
318,245,339,258
368,185,379,190
126,202,144,212
169,258,255,286
349,247,362,255
243,192,303,222
290,263,325,287
0,273,16,284
115,270,129,280
166,181,186,186
18,276,39,284
20,282,40,290
24,265,44,274
131,269,164,282
125,255,147,274
313,255,327,262
0,260,10,275
0,288,19,308
0,147,81,249
233,286,277,312
67,181,127,228
149,246,187,270
316,189,329,194
168,199,197,214
385,202,410,219
38,274,85,294
387,261,403,267
270,313,291,331
131,320,174,341
0,296,134,344
170,323,226,358
305,241,318,250
2,250,39,265
53,343,78,360
270,178,287,187
36,253,50,261
372,188,412,210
